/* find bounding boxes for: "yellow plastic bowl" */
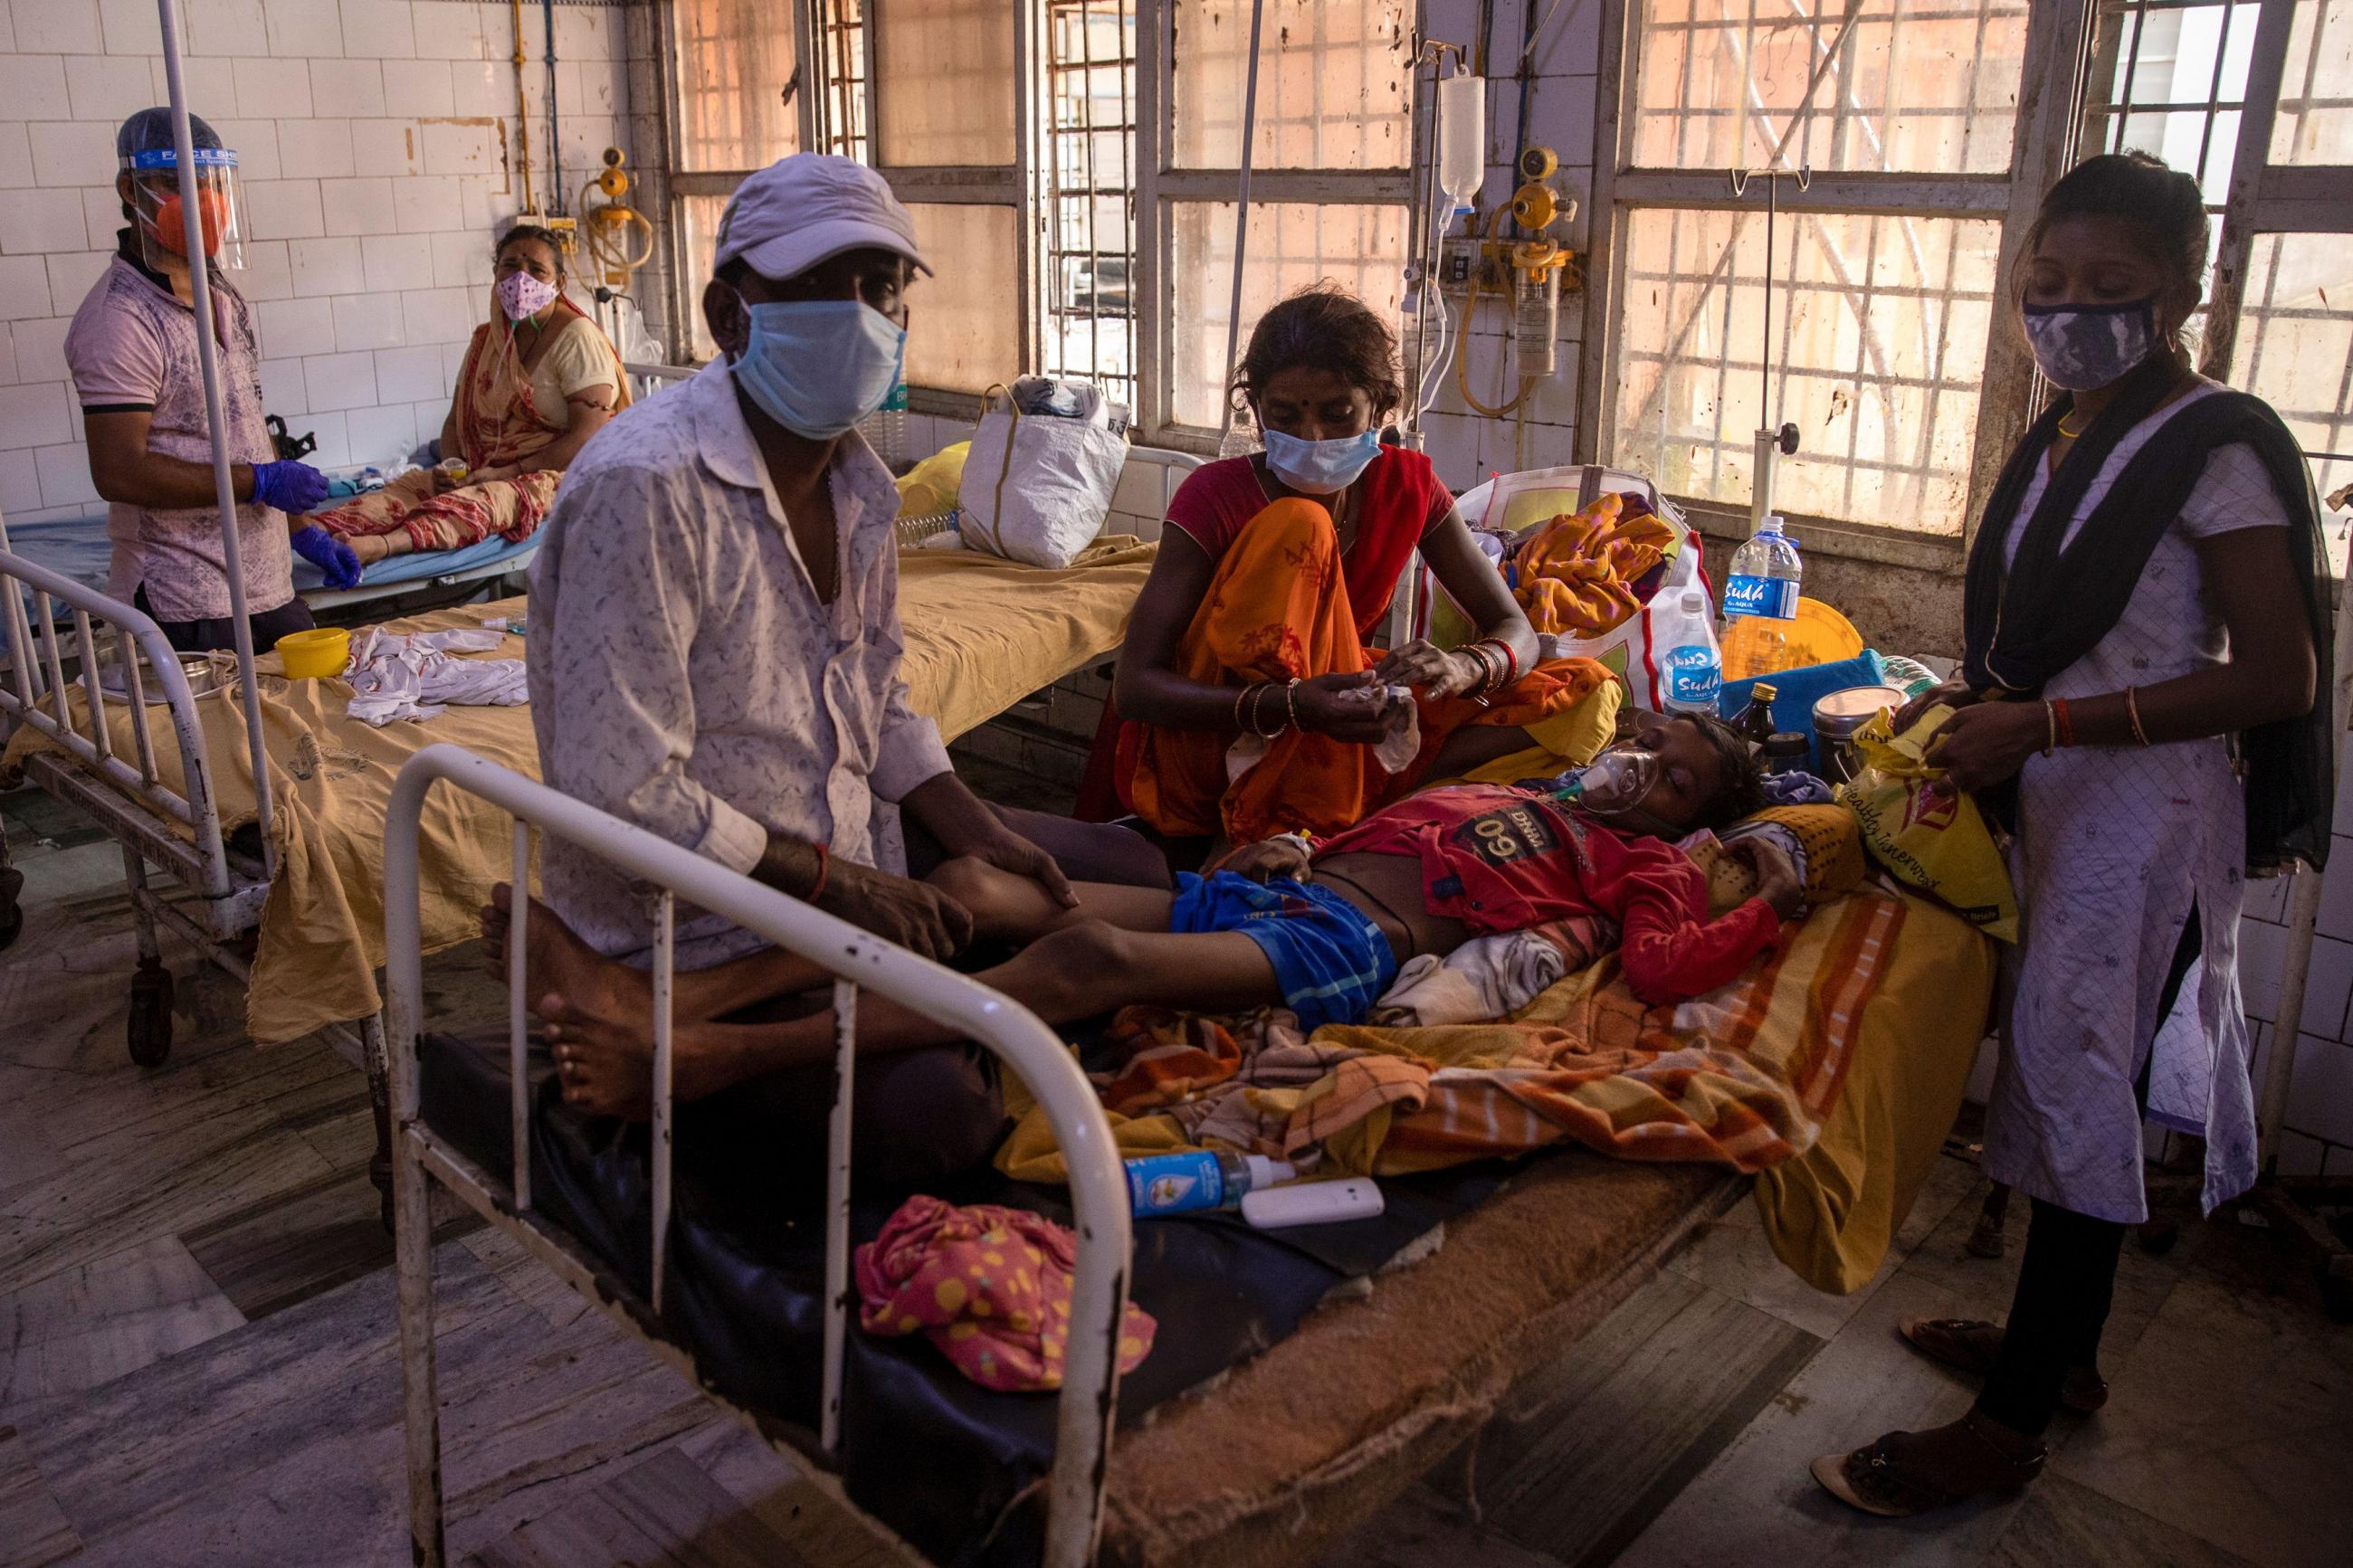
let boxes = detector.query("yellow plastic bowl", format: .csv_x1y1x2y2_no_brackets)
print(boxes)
1788,596,1865,665
276,626,350,679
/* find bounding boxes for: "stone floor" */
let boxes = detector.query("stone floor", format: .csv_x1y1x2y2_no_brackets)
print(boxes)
4,780,2348,1568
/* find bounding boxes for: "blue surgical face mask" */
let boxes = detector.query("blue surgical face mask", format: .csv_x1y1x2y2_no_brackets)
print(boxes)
729,295,906,439
2019,298,2157,392
1261,427,1382,495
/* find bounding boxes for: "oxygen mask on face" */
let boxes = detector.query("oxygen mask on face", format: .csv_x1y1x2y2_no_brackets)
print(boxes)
1553,744,1661,817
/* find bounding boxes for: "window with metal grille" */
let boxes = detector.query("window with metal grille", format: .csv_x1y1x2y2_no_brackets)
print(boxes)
1041,0,1140,414
814,0,871,164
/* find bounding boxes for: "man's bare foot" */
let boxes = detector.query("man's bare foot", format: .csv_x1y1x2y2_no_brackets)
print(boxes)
545,998,762,1119
481,883,651,1020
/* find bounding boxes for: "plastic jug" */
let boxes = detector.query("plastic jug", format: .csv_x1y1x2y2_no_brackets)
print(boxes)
1720,515,1803,681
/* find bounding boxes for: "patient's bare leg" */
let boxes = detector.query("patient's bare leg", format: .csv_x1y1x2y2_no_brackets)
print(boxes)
481,883,830,1026
547,898,1276,1120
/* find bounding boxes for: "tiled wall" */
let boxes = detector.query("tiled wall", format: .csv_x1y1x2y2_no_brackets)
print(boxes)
0,0,638,524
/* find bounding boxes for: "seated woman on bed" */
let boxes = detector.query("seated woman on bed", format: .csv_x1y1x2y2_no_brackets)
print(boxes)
1108,285,1613,853
310,223,631,565
494,713,1796,1122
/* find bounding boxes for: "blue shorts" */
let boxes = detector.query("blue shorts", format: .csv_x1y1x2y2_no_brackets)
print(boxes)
1169,871,1399,1034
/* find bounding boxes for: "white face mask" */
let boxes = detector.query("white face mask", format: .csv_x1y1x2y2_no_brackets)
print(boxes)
1261,428,1383,495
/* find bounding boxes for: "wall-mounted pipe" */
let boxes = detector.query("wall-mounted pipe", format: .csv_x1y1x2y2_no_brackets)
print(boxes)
544,0,564,215
511,0,536,214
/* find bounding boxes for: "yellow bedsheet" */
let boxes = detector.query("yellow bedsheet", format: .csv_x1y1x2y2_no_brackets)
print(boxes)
2,537,1156,1047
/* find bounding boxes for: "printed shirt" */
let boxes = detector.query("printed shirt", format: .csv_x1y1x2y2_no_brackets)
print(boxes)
62,239,290,621
527,358,953,965
1317,783,1780,1005
1163,447,1453,635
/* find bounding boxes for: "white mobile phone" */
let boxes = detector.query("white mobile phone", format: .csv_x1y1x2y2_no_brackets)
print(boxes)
1240,1178,1385,1230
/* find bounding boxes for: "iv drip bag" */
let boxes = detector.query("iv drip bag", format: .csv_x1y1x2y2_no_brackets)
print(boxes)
1438,72,1483,210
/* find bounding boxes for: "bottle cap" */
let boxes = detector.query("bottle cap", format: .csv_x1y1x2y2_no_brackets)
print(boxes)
1750,682,1779,702
1760,514,1786,533
1681,590,1707,613
1244,1155,1296,1189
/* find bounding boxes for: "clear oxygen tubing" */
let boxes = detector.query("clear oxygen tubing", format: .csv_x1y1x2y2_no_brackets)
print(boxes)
1215,0,1266,449
156,0,277,876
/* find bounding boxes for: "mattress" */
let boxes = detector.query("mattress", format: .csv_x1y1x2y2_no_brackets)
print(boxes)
0,537,1157,1046
0,508,540,603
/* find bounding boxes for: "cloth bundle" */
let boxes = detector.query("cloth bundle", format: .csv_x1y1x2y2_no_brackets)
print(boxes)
1508,491,1677,637
342,626,526,727
1367,916,1620,1029
855,1194,1157,1392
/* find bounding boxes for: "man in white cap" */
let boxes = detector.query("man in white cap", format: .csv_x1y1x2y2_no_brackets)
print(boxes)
523,153,1161,1171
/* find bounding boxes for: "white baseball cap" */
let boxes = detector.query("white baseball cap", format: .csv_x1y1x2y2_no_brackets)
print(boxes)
713,152,930,281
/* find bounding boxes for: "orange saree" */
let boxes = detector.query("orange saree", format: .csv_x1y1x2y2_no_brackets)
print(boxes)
1116,498,1610,844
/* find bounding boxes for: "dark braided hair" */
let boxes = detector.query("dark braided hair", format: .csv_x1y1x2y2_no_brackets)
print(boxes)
1231,282,1404,428
2019,151,2208,360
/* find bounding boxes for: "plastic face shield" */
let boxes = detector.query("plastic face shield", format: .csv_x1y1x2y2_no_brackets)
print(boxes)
124,146,245,271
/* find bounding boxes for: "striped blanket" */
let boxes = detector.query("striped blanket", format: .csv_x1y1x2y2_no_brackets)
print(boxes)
997,882,1928,1182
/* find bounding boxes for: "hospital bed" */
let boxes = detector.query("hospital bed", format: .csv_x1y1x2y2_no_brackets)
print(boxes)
383,741,1995,1568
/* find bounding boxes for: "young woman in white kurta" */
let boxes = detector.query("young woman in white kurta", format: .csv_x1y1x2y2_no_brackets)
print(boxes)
1814,151,2322,1519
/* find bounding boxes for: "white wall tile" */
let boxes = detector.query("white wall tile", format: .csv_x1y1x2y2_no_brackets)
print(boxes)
28,121,118,187
185,0,267,53
420,118,498,177
257,355,306,413
0,449,43,514
338,0,414,59
308,58,385,119
380,58,452,118
390,174,462,233
414,5,485,62
243,178,324,242
0,56,72,119
0,255,52,321
232,54,310,119
97,0,164,56
448,57,503,116
3,188,92,254
288,235,366,297
15,0,102,54
2282,1033,2353,1146
344,398,417,462
553,6,611,62
0,123,35,189
236,237,293,301
2310,934,2353,1040
43,251,106,310
262,0,342,57
331,290,403,351
295,406,348,466
302,347,376,410
33,441,97,508
256,294,336,358
373,342,443,402
0,323,18,385
202,117,279,181
2315,851,2353,947
165,54,239,122
2272,1127,2329,1176
8,316,68,383
454,174,492,230
0,380,71,450
350,119,423,178
319,176,395,236
429,226,483,289
275,120,355,181
400,283,475,343
360,231,433,293
2244,871,2293,926
438,336,470,385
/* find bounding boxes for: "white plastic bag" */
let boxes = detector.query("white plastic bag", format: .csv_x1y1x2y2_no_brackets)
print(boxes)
958,379,1126,568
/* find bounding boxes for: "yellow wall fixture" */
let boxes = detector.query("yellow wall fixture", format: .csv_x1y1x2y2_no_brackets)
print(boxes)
580,147,655,289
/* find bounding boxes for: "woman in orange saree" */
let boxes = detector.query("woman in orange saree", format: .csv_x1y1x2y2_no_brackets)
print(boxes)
313,224,630,563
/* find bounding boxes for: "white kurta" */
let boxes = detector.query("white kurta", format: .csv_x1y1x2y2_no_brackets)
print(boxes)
1983,380,2291,1223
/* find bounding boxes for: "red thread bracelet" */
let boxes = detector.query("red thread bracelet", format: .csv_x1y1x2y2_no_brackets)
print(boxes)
806,840,829,903
2053,697,2075,748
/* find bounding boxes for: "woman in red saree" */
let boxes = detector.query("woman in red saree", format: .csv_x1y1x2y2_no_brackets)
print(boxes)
1110,286,1612,848
313,224,630,563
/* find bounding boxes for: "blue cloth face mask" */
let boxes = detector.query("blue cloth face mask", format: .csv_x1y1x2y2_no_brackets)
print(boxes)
2019,298,2157,392
1261,428,1382,494
729,296,906,439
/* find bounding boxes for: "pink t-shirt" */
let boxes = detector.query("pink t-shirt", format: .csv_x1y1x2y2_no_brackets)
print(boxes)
64,252,290,621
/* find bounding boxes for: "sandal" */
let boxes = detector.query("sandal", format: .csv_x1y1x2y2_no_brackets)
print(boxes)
1896,1317,2109,1414
1810,1412,2047,1518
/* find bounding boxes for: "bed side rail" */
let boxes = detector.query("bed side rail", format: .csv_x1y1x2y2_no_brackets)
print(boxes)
384,745,1133,1568
0,548,234,901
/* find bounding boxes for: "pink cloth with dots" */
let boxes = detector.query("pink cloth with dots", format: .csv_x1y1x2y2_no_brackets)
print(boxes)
855,1194,1156,1392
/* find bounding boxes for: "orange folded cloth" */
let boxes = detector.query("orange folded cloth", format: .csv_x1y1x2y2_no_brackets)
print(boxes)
1510,492,1676,636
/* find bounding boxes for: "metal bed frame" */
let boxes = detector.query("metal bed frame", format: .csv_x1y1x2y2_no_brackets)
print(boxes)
384,744,1134,1567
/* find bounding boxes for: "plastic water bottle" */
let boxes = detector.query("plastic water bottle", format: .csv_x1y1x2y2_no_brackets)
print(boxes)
1661,590,1722,714
1125,1150,1295,1217
1720,515,1803,681
860,381,910,467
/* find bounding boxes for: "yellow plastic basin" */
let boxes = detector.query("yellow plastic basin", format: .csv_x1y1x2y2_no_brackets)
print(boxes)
1788,596,1865,665
276,626,350,679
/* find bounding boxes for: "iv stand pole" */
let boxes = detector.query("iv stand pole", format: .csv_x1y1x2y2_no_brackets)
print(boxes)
1729,164,1808,535
1215,0,1266,448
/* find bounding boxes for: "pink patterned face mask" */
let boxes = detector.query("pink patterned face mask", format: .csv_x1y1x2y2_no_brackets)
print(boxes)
495,270,558,322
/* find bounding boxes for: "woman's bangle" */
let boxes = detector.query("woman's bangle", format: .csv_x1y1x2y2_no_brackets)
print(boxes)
2125,685,2151,746
1482,637,1520,686
1282,677,1301,732
1233,682,1256,731
805,840,829,903
2053,697,2075,748
2041,700,2057,757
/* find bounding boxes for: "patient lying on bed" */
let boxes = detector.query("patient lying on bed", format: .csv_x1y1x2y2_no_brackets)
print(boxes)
493,714,1797,1122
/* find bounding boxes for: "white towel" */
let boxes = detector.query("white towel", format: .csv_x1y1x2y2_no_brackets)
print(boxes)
344,626,527,727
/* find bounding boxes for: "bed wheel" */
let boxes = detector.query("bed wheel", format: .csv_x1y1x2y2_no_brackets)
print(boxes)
0,867,22,952
129,959,176,1067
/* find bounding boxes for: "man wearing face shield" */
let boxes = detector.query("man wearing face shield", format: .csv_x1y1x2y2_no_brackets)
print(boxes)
62,109,357,654
520,154,1166,1181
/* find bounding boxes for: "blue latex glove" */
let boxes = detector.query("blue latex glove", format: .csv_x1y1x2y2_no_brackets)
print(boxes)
251,459,330,515
290,525,363,589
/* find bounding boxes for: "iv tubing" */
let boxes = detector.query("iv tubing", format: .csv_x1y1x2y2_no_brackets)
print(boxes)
156,0,278,876
1215,0,1266,444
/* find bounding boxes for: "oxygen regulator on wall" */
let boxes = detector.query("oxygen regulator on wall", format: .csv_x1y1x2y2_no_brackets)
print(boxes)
1438,142,1581,413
